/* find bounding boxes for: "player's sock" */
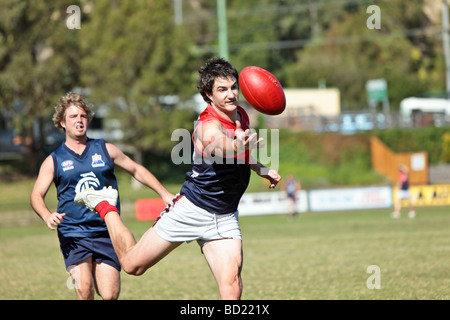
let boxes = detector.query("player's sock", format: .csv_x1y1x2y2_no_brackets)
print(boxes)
95,201,118,221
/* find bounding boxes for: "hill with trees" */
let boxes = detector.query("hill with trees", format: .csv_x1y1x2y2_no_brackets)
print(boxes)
0,0,448,176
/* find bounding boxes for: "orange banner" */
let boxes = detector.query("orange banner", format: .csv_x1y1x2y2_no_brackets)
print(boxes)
135,198,165,221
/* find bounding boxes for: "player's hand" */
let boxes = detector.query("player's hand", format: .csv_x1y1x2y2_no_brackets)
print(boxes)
234,120,264,152
260,168,282,189
44,212,66,231
162,193,176,208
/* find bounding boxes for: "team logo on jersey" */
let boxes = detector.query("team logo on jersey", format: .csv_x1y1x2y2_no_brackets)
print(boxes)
62,160,74,171
91,153,105,168
75,171,100,194
190,170,199,178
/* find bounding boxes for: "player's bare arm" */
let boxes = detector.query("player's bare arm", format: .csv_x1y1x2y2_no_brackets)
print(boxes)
250,160,281,189
30,155,66,230
199,119,263,158
105,143,174,206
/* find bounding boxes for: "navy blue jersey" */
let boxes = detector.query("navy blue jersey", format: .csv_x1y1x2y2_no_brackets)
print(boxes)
180,105,251,214
52,138,120,237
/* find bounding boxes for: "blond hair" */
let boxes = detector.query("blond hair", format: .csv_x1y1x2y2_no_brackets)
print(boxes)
52,92,95,129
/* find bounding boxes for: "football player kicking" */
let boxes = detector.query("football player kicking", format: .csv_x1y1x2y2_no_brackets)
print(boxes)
75,57,281,300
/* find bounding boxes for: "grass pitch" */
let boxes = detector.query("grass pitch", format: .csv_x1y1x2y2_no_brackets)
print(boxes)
1,205,449,300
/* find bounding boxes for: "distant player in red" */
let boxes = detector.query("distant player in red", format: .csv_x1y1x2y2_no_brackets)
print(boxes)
75,57,282,299
392,164,415,218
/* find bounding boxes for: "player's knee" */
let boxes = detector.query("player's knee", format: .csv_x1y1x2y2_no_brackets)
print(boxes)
76,286,95,300
220,283,242,300
126,268,145,276
100,289,120,300
219,274,242,300
122,262,146,276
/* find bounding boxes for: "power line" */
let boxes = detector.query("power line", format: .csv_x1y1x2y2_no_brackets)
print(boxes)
182,0,398,22
198,26,443,53
184,0,437,53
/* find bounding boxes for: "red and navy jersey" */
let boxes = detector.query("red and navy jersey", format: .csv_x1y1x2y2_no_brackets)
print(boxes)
399,172,409,190
180,104,251,214
51,138,120,237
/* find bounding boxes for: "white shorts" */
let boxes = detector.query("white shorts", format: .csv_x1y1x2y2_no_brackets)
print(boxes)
152,195,242,248
397,190,411,200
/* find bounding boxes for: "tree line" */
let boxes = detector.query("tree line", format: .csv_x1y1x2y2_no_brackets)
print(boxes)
0,0,443,175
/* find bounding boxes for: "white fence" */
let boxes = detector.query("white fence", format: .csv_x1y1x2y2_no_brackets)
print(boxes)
238,186,393,216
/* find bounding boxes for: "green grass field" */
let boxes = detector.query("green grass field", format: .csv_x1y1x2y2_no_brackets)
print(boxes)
1,199,449,300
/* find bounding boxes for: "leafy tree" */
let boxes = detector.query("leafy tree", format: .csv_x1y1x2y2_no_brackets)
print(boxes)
0,0,82,174
283,0,443,110
187,0,444,110
79,0,199,161
226,0,329,72
1,0,448,178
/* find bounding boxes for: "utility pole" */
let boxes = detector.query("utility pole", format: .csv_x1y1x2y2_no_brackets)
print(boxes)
174,0,183,26
217,0,229,60
443,0,450,98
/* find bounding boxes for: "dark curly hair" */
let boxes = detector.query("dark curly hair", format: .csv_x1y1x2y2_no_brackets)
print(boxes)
197,57,239,104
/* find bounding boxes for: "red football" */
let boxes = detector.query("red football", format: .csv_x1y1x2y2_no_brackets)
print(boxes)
239,66,286,115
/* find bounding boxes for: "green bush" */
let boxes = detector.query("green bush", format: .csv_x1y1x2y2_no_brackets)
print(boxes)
440,132,450,163
374,127,448,164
